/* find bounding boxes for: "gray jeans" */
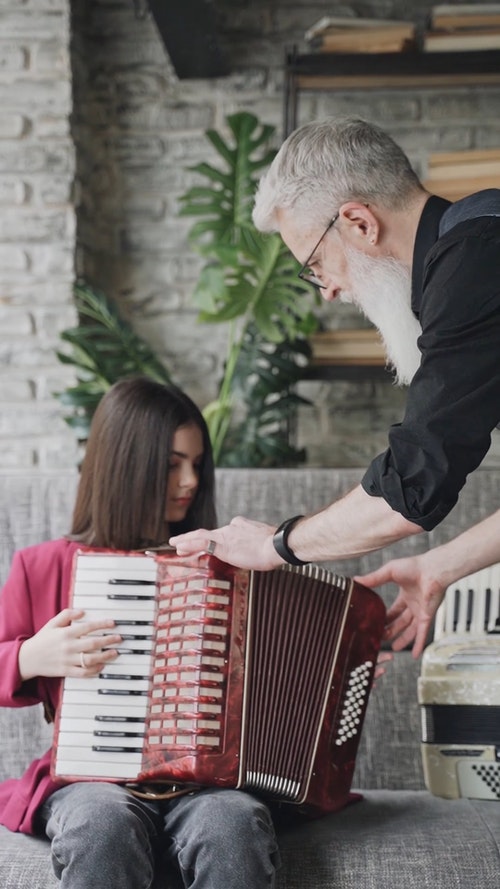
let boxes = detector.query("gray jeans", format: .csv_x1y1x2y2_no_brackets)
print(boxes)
38,782,280,889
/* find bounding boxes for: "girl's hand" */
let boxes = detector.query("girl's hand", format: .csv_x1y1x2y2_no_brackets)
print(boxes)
18,608,123,681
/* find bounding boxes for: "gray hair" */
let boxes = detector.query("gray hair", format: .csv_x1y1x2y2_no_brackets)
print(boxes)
252,117,424,232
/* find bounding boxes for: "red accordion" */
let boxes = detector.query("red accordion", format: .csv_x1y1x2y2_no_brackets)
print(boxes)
52,549,385,816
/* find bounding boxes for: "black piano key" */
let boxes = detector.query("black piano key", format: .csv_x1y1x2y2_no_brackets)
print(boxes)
108,578,156,585
116,648,153,655
92,745,143,753
93,730,143,738
118,620,153,626
99,673,147,681
118,634,154,640
107,593,156,600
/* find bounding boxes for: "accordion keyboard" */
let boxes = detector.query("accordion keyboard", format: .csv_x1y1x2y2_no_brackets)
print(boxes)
54,554,158,780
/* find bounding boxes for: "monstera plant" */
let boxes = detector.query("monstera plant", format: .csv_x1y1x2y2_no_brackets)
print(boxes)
179,111,319,466
55,280,172,441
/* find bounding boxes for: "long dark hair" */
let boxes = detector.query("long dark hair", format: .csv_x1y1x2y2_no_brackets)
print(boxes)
69,376,216,550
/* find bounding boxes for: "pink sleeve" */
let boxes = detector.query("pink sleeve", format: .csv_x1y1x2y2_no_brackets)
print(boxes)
0,550,41,707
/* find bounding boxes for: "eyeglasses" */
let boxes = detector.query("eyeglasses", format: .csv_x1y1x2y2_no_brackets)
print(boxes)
297,213,339,289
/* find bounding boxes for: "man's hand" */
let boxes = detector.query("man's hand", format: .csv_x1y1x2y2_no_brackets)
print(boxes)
373,650,393,687
356,557,447,658
170,516,283,571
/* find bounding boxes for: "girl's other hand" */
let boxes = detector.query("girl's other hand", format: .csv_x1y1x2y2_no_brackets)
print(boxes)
18,608,122,681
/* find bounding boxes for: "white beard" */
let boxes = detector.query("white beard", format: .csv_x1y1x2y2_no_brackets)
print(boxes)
340,247,422,386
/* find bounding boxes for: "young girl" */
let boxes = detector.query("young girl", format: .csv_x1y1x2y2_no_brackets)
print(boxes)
0,376,280,889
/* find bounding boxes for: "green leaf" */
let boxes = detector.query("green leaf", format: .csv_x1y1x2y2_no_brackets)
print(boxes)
54,282,172,441
178,111,320,466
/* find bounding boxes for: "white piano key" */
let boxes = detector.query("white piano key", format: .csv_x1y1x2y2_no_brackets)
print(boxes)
54,751,143,780
101,655,152,671
56,731,144,750
58,715,145,734
72,594,155,613
120,641,155,651
59,689,149,712
63,676,150,693
74,554,157,576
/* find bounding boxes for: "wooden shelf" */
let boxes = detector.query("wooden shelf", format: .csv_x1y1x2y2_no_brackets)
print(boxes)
284,47,500,133
305,329,391,381
309,329,386,367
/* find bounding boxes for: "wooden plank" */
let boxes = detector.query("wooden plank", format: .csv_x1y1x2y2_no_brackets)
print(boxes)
424,173,500,199
296,72,500,89
426,160,500,180
428,148,500,167
309,329,386,366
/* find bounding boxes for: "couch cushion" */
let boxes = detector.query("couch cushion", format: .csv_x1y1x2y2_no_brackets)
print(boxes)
0,472,78,586
276,790,500,888
0,831,57,889
0,705,52,783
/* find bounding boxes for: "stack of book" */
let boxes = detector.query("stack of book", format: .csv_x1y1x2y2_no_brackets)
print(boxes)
423,147,500,200
304,16,417,54
423,3,500,52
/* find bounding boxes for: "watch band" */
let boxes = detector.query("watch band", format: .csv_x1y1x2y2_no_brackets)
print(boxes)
272,514,309,566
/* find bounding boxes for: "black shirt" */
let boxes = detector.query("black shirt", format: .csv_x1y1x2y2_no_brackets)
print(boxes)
361,191,500,531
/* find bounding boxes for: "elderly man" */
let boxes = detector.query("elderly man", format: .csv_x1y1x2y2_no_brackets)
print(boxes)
171,117,500,654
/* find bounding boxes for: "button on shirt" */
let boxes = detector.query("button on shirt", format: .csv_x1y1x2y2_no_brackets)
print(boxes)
361,190,500,531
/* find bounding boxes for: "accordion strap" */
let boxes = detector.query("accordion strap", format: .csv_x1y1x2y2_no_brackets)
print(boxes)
125,782,202,801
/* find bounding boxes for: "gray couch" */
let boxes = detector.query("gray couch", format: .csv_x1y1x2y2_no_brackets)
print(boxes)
2,468,500,888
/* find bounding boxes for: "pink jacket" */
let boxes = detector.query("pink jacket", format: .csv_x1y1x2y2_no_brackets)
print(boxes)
0,537,80,833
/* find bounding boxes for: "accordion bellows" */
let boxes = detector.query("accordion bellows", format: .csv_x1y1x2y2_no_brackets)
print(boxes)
52,550,385,817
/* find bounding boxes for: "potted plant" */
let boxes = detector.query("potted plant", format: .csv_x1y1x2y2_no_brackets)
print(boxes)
179,110,319,466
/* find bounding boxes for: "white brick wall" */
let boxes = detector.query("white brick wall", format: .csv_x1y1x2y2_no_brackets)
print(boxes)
0,0,78,470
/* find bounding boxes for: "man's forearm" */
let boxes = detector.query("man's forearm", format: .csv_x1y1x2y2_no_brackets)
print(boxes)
170,484,423,571
286,484,423,563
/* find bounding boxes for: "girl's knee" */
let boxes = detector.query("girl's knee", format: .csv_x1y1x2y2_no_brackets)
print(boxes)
194,790,275,842
46,785,159,888
47,783,157,841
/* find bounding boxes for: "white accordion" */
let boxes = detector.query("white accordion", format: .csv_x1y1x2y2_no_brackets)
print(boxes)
419,565,500,800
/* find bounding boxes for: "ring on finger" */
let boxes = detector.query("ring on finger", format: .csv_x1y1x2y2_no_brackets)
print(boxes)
80,651,87,669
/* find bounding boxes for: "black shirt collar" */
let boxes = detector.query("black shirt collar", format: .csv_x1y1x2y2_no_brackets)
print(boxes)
411,194,451,317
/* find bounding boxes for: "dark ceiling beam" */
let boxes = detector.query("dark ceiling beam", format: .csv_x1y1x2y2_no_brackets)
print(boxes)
147,0,230,79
